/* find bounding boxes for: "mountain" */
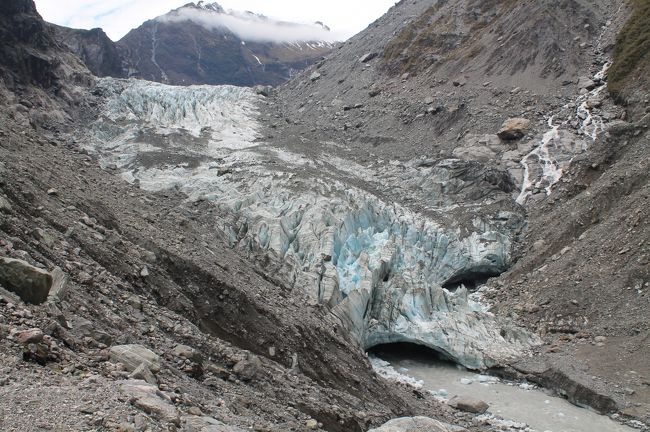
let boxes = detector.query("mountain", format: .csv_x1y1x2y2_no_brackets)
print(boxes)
52,1,335,86
51,25,125,78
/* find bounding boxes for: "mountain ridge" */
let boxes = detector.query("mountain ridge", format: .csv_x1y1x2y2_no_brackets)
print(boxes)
51,1,336,86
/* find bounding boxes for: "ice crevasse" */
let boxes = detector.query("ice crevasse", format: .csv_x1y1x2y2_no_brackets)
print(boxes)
86,78,539,369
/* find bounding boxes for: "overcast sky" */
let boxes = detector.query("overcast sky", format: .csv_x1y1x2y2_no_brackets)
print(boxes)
33,1,398,42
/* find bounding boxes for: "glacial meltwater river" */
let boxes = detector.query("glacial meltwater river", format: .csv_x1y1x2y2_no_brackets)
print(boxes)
371,346,636,432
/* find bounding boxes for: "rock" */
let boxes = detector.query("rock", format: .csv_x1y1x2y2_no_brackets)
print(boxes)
70,316,113,345
116,423,135,432
133,414,149,431
0,195,11,212
47,267,69,302
109,344,161,373
497,118,531,140
187,406,202,416
46,188,58,196
120,380,180,426
359,52,378,63
202,377,220,388
182,415,247,431
252,85,272,97
594,336,607,343
368,86,382,97
129,363,157,385
452,78,466,87
310,72,321,82
459,378,473,385
305,419,318,429
140,267,149,277
17,328,44,344
368,416,467,431
447,395,489,413
127,295,143,311
23,342,53,365
232,355,262,382
32,228,55,247
0,257,53,304
132,396,180,426
171,344,202,363
452,146,497,163
424,97,434,105
577,76,597,91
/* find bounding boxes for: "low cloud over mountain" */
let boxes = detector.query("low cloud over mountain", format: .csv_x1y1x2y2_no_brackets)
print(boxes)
159,3,340,43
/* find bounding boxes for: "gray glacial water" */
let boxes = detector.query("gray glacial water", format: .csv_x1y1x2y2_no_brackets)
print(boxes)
372,346,635,432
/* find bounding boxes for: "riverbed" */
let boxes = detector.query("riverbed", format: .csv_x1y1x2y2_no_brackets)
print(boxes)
371,346,636,432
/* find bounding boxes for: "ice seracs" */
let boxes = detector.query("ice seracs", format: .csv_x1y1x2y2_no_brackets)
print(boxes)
84,77,539,369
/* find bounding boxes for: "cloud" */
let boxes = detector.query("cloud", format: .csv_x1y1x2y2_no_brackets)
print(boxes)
34,0,187,40
159,7,342,43
34,0,399,42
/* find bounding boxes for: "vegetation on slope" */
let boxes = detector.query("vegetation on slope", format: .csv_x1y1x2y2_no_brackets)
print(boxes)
608,0,650,95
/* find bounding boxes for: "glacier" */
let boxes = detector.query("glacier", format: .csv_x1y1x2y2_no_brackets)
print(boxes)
84,77,539,369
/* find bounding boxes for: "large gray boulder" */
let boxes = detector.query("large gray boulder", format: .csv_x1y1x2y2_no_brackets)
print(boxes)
448,395,489,413
0,257,52,304
119,380,179,426
497,118,531,140
182,416,248,432
369,417,467,432
109,344,161,373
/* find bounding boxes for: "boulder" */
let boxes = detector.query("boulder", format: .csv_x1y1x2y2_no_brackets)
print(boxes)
359,52,378,63
132,396,180,426
109,344,161,373
497,118,531,140
310,72,321,82
182,415,247,431
0,257,52,304
447,395,489,413
0,195,11,212
171,344,202,363
129,363,157,385
70,315,113,345
232,355,262,381
17,328,44,344
47,267,69,302
120,380,179,426
368,416,467,431
577,76,597,91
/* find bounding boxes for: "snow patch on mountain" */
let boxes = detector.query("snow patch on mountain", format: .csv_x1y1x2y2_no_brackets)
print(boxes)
160,2,340,43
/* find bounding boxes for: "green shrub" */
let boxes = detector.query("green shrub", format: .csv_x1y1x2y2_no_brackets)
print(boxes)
608,0,650,95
